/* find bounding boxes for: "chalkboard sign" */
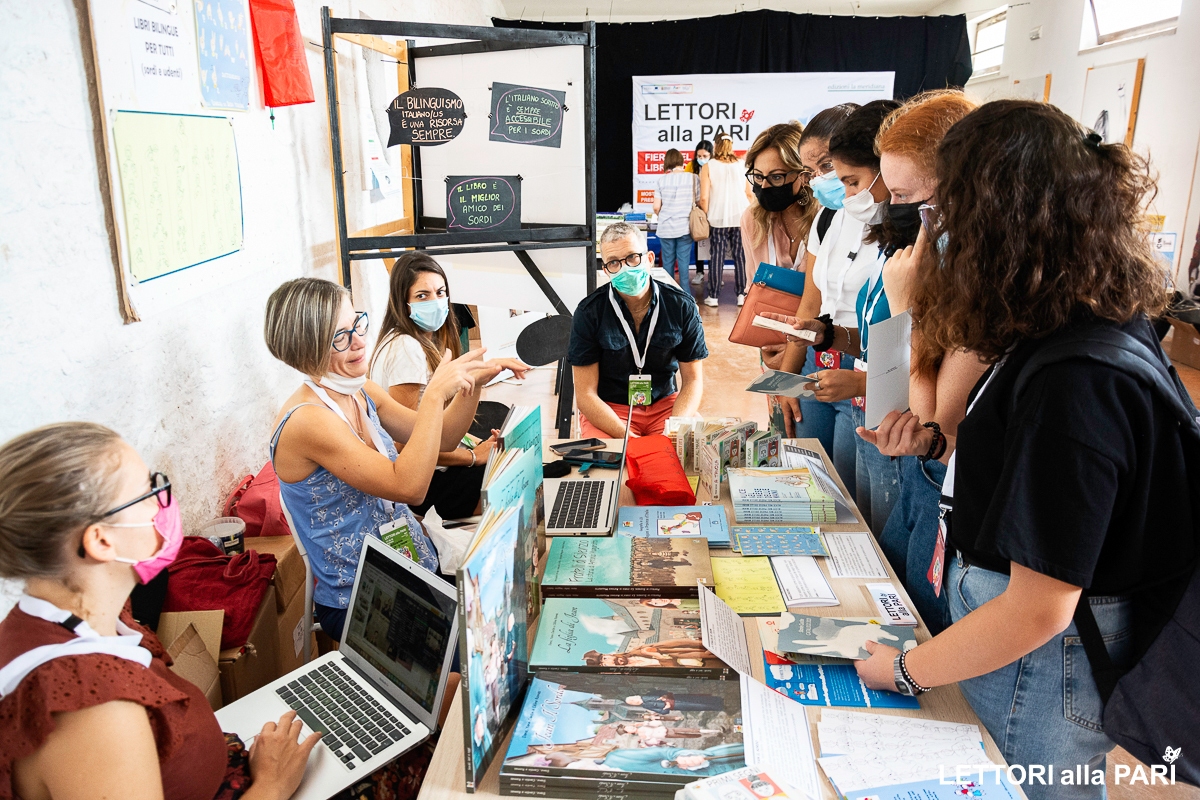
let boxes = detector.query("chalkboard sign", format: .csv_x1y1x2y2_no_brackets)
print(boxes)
386,87,466,147
489,83,565,148
446,176,521,232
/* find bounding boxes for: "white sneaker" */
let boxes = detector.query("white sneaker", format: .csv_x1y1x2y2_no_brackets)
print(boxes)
691,273,704,285
737,294,745,306
703,297,719,307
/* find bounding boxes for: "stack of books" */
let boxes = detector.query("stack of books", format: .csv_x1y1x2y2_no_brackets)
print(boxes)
727,467,840,524
541,536,714,599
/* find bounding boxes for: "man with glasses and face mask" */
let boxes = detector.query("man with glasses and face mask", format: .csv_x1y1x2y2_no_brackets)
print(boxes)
568,222,708,438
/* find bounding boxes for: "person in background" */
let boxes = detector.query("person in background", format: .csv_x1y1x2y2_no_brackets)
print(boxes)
698,133,753,307
370,253,530,519
690,140,714,287
568,222,707,437
855,101,1193,800
265,277,501,640
775,100,902,501
653,149,699,284
0,423,317,800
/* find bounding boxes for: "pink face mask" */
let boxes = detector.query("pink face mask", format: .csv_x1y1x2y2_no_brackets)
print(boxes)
106,495,184,583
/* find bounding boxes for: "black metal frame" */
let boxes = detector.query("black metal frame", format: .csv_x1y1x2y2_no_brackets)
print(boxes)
321,8,597,436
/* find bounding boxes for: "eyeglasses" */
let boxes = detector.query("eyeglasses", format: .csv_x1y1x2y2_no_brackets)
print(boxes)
101,472,172,519
919,204,942,238
602,252,643,274
746,168,812,188
332,312,369,351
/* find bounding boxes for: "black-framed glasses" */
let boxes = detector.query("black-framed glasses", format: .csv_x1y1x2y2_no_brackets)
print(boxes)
746,168,812,188
919,204,943,237
602,252,643,274
101,472,171,519
332,312,369,351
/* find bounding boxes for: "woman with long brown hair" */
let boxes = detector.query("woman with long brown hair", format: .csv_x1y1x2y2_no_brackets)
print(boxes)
370,252,528,518
854,101,1191,799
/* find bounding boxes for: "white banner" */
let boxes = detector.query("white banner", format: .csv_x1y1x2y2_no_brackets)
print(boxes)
631,72,895,211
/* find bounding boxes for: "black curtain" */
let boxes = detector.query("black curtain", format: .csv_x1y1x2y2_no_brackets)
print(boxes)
494,11,972,211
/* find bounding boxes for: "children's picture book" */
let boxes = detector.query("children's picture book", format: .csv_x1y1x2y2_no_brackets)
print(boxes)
775,612,916,661
503,673,747,786
542,537,714,599
732,527,829,557
617,506,732,548
457,506,529,790
490,405,544,622
727,468,838,505
710,557,786,617
530,597,732,679
697,443,721,502
745,431,782,468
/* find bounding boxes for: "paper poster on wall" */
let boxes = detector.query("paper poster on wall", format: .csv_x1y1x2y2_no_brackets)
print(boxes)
194,0,251,110
113,111,243,282
446,176,521,232
128,3,192,108
631,72,894,211
1079,58,1144,146
1151,232,1177,271
489,82,565,148
1011,74,1051,102
386,87,466,146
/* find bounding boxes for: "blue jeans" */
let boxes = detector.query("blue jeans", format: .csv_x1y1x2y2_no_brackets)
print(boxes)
947,559,1129,800
878,456,950,634
658,233,693,282
793,349,858,503
850,406,899,535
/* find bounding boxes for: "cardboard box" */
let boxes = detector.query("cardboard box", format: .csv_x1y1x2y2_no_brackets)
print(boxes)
218,585,280,702
246,535,304,613
164,621,223,710
275,577,314,675
1165,318,1200,371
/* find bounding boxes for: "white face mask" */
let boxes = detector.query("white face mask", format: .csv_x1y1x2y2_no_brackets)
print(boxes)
842,172,884,224
318,373,367,395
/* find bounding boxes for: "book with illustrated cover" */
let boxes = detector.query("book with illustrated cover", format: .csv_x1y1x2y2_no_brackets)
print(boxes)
456,506,529,791
502,673,747,787
727,468,839,505
774,612,917,661
483,444,542,630
616,506,731,548
542,537,713,599
745,432,782,468
691,418,744,471
489,404,544,622
530,597,732,679
697,443,721,502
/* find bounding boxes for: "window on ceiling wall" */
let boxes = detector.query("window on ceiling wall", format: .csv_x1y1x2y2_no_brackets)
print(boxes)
970,7,1007,79
1084,0,1180,47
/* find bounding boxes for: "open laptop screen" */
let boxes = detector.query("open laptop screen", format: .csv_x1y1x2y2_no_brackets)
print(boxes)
344,545,456,714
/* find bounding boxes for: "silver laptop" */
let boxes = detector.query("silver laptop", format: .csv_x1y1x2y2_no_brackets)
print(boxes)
543,409,633,535
216,537,458,799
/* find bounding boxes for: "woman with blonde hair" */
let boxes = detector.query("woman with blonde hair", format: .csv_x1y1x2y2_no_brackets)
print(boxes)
0,423,317,799
698,133,753,307
740,123,816,277
265,277,501,640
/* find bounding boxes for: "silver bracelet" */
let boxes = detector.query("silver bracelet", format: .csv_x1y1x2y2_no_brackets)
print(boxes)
468,447,477,467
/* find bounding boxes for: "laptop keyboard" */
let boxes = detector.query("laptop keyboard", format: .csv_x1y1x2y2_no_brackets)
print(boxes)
276,661,411,770
548,480,605,530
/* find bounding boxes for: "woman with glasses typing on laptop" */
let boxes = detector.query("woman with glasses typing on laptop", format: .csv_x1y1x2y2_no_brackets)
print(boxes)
265,278,501,641
0,422,318,800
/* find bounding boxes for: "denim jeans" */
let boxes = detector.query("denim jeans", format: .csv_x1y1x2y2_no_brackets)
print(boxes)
878,455,951,634
850,406,900,535
658,233,692,282
793,349,858,503
947,559,1129,800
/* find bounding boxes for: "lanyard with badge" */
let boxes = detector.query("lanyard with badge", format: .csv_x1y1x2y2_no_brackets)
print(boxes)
609,281,661,406
926,355,1008,594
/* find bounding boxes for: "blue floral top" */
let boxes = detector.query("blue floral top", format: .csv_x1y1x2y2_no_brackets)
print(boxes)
270,392,436,608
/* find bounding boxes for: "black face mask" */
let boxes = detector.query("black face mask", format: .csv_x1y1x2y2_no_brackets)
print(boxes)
752,182,806,213
884,200,926,246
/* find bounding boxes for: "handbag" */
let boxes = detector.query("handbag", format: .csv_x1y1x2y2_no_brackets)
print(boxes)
729,238,805,347
162,537,278,650
224,461,290,537
689,204,710,241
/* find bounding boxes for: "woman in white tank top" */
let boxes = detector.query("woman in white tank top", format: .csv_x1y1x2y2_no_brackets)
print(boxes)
699,134,752,306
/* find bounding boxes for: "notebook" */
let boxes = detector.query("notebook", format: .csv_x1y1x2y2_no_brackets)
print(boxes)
215,537,458,800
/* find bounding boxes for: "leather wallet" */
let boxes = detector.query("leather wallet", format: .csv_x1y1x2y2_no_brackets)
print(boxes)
728,281,804,347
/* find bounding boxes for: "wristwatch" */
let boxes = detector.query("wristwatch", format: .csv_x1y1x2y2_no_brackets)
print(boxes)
893,651,929,696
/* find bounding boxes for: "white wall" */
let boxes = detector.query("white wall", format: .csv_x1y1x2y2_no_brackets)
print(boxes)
0,0,504,554
929,0,1200,287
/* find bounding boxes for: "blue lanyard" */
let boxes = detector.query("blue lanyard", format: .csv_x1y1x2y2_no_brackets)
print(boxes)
858,268,887,360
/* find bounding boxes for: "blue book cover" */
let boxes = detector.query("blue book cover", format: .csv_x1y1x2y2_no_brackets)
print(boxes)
484,445,542,629
616,506,732,548
762,651,918,710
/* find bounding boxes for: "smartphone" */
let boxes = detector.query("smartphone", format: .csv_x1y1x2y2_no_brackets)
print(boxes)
549,438,605,455
560,450,624,466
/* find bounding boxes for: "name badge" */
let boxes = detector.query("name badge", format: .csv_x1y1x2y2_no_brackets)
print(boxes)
379,518,417,561
629,374,652,406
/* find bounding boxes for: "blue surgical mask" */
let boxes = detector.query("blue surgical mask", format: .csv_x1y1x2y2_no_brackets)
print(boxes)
810,171,845,210
696,157,710,166
409,297,450,332
610,264,650,295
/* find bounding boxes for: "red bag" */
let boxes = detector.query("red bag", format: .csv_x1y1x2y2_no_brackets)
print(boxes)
623,435,697,506
248,0,314,108
162,538,277,650
226,461,290,538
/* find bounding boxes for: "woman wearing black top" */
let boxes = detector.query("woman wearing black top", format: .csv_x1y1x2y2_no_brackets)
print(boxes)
855,101,1194,799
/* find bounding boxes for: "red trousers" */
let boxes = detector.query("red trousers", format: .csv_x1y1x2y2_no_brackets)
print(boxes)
580,393,679,438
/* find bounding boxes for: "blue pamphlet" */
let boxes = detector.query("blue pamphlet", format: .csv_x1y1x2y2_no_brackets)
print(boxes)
616,505,732,548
